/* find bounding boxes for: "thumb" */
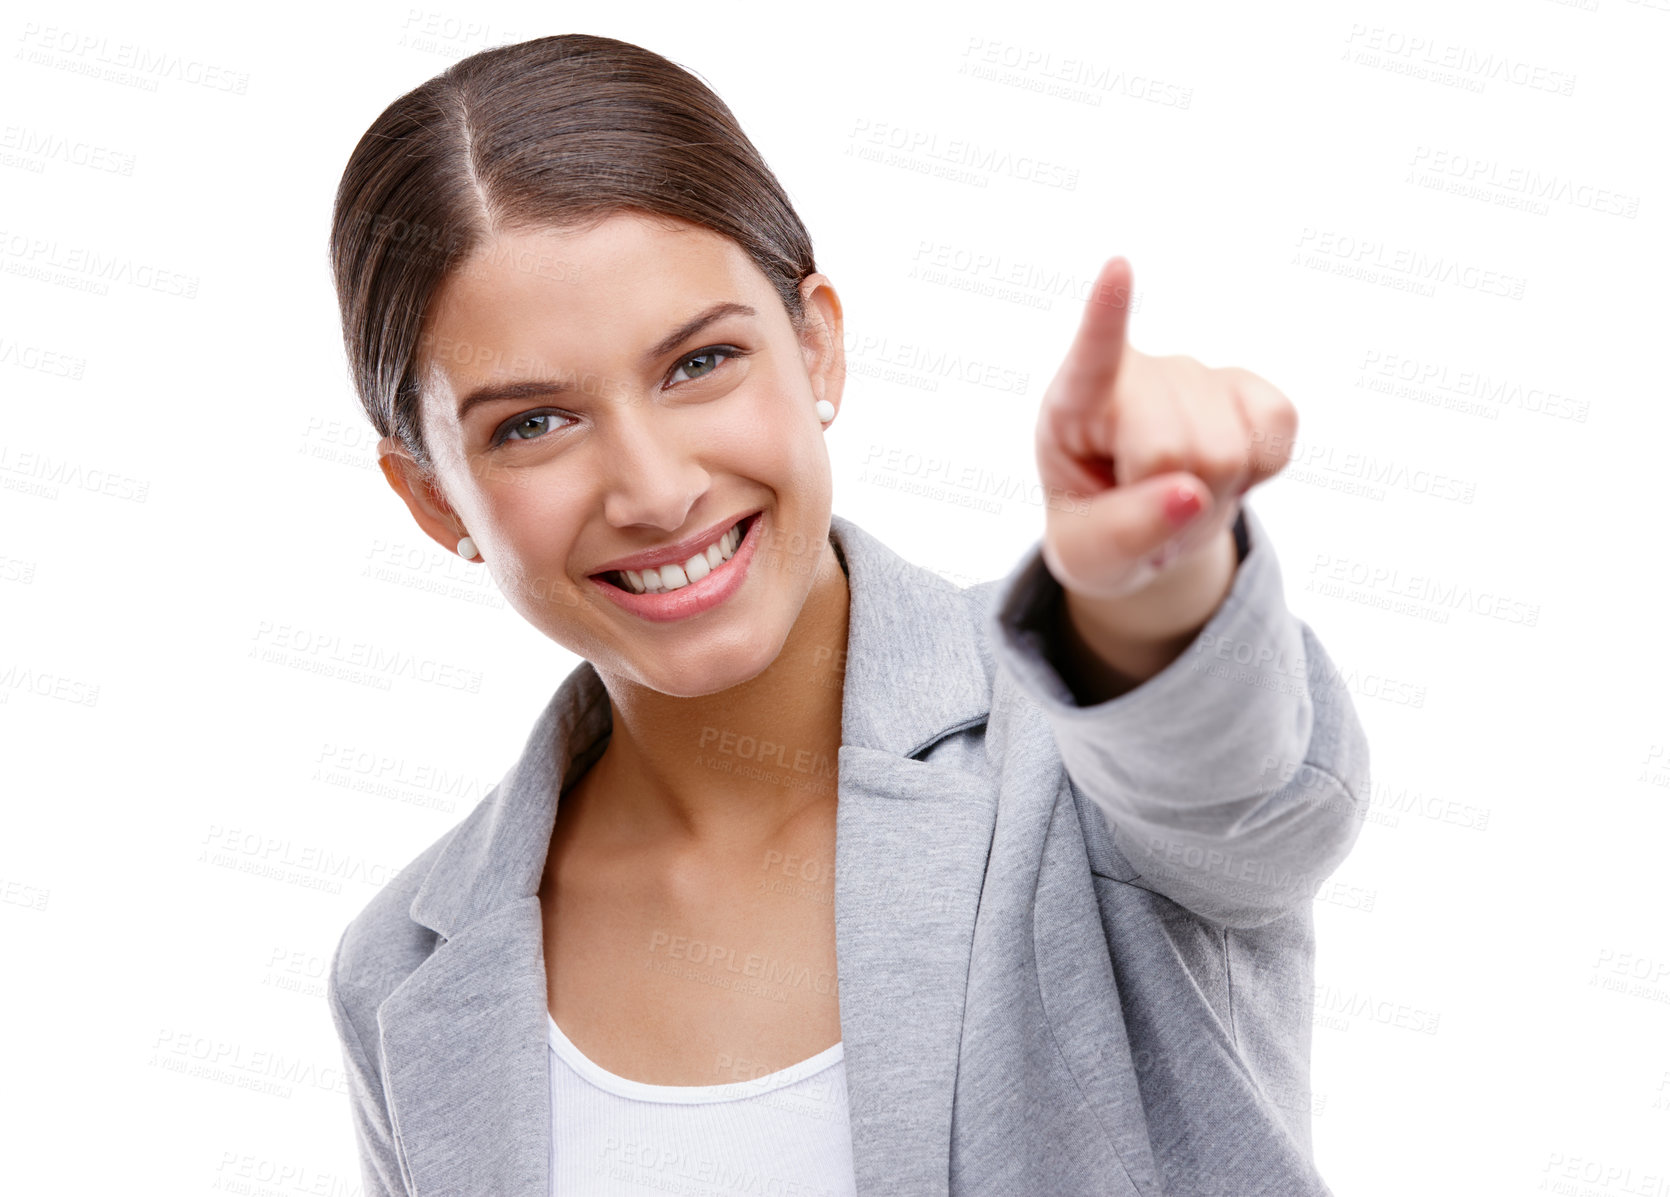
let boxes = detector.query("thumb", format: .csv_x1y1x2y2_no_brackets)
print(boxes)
1058,471,1210,577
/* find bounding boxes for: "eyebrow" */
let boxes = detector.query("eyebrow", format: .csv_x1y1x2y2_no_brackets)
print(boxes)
453,301,758,421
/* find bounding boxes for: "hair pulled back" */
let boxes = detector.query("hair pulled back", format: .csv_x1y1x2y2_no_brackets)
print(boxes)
329,34,818,473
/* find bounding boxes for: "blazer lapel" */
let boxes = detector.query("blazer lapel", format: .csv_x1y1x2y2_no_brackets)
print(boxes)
374,514,999,1196
377,898,552,1194
826,515,1002,1196
378,665,611,1195
833,744,999,1196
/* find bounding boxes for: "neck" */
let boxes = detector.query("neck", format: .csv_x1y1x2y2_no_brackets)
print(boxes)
572,539,850,858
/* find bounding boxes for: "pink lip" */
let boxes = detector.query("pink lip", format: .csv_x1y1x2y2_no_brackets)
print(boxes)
590,509,761,575
588,512,763,623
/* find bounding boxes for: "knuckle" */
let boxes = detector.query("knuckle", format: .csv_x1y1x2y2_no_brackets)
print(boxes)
1264,412,1299,462
1264,433,1298,469
1263,385,1300,431
1128,444,1187,482
1199,445,1246,483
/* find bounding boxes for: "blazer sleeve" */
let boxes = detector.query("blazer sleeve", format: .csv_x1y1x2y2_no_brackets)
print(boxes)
985,500,1371,930
326,929,406,1197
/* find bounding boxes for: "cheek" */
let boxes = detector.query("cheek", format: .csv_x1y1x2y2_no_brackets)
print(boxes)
725,373,824,472
477,488,581,589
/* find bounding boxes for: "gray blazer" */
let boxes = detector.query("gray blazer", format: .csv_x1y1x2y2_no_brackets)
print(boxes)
327,503,1370,1196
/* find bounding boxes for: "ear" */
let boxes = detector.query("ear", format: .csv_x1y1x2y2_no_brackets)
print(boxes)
796,272,846,417
376,435,475,559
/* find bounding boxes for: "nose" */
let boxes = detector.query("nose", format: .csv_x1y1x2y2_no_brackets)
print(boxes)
597,396,712,531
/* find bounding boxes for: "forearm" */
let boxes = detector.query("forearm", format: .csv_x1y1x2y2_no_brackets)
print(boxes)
989,501,1370,929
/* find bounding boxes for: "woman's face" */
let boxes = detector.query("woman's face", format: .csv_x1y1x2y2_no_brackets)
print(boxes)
380,210,846,698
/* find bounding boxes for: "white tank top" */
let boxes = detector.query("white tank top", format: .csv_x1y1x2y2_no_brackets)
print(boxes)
546,1013,858,1195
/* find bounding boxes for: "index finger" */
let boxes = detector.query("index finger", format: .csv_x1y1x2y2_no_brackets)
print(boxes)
1051,256,1135,417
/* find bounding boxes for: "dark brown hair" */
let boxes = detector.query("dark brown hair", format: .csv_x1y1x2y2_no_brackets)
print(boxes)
329,33,818,474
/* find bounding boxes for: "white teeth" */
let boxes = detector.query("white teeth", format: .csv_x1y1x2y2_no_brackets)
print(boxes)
656,562,686,590
612,518,747,595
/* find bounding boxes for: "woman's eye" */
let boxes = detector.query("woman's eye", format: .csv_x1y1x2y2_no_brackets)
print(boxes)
490,347,745,447
668,348,734,385
496,412,562,445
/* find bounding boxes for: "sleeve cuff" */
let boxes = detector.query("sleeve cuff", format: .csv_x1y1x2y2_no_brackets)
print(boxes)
982,500,1367,929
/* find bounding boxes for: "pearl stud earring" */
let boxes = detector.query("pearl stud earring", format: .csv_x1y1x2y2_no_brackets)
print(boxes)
815,399,835,424
456,536,477,560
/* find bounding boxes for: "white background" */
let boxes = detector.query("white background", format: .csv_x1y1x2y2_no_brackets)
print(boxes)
2,0,1666,1193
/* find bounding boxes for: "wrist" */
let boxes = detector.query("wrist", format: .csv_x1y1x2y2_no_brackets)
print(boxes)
1056,521,1239,698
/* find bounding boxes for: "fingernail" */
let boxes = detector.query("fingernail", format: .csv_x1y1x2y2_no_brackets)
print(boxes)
1164,484,1204,527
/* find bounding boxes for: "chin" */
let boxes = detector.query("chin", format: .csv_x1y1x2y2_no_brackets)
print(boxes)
635,640,777,699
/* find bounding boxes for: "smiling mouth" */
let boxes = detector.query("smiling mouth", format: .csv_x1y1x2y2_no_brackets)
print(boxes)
593,513,756,595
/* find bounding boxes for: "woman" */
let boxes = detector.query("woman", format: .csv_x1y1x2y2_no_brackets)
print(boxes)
325,33,1370,1197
